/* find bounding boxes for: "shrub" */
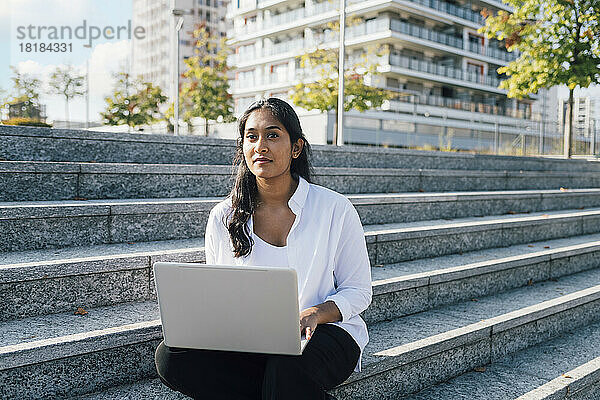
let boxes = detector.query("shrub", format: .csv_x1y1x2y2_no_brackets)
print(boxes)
1,118,52,127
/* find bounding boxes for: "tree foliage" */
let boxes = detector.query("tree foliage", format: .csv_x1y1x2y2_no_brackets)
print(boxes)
168,23,235,136
3,66,44,120
289,17,394,143
479,0,600,97
8,65,42,101
478,0,600,156
101,72,168,131
48,64,85,127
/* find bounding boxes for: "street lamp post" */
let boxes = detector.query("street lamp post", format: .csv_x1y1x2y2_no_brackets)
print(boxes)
172,1,185,136
336,0,346,146
85,59,89,130
174,16,184,136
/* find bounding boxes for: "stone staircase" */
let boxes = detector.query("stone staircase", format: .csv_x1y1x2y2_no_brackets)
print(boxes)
1,125,600,399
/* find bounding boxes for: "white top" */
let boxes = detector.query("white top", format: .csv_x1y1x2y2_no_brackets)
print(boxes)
250,230,289,268
204,174,372,373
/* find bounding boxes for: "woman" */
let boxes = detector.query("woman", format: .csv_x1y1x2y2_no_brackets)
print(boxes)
155,97,372,399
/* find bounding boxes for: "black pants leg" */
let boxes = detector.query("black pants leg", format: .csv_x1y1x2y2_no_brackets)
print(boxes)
155,323,360,400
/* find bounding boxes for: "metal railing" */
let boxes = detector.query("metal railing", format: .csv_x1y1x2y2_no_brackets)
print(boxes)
306,0,337,17
235,23,260,35
390,19,463,49
264,37,305,57
390,53,502,87
390,92,531,119
347,0,484,24
268,7,306,26
468,42,518,62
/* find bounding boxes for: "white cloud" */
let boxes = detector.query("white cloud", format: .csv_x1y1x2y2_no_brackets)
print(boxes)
87,39,132,97
14,39,131,123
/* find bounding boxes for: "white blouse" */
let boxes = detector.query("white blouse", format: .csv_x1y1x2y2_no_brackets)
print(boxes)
204,174,372,373
250,230,289,268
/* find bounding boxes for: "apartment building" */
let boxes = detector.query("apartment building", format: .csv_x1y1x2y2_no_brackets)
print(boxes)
558,96,597,138
132,0,229,105
225,0,544,150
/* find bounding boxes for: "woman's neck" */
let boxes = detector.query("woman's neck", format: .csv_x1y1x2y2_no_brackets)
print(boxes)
255,173,298,208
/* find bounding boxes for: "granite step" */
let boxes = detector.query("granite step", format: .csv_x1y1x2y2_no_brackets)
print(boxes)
0,238,206,321
3,189,600,252
4,189,598,252
331,268,600,399
3,125,600,173
3,215,600,321
2,267,600,399
3,191,600,256
75,378,186,399
2,160,599,201
366,233,600,324
3,229,600,323
406,319,600,399
364,207,600,265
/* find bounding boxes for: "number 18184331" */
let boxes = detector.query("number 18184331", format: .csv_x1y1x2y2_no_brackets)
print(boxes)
19,42,73,52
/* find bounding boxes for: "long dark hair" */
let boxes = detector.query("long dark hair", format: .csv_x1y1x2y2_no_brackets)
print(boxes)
224,97,315,258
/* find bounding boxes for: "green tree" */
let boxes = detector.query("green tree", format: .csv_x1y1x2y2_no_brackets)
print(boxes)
5,66,44,120
9,65,42,101
479,0,600,158
101,72,168,132
48,64,85,128
169,22,235,136
290,17,394,145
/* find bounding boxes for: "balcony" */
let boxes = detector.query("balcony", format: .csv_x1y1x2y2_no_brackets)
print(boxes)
238,48,257,60
413,0,484,25
235,77,257,90
346,18,390,38
347,0,484,25
346,17,514,64
390,19,463,49
231,16,515,67
235,23,260,35
306,0,337,17
233,75,290,90
264,1,336,26
269,7,306,26
468,42,518,62
264,37,306,56
390,92,530,119
389,53,502,87
257,0,289,7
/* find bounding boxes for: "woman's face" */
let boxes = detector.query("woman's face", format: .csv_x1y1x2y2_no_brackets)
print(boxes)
242,108,303,180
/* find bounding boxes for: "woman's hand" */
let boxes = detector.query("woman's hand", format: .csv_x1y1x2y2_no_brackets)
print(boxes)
299,301,342,340
299,307,319,341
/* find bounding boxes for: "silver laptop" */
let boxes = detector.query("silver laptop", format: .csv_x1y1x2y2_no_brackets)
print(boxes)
153,261,309,355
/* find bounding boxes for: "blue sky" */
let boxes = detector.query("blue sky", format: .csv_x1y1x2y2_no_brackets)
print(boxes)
1,0,133,122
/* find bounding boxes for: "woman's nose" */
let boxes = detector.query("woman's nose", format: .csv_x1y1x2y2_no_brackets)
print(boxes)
256,136,269,153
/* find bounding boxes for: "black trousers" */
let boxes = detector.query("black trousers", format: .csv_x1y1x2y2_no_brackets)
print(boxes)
155,323,360,400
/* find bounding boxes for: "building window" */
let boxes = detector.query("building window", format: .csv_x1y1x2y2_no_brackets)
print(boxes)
466,62,484,75
269,63,289,83
441,86,454,98
386,77,400,89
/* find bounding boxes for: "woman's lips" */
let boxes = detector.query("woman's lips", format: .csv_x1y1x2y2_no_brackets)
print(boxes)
255,159,272,164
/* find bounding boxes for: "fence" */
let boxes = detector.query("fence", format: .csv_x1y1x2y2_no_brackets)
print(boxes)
337,114,599,157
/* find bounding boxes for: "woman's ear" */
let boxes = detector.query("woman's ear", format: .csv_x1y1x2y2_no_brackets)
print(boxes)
292,139,304,158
